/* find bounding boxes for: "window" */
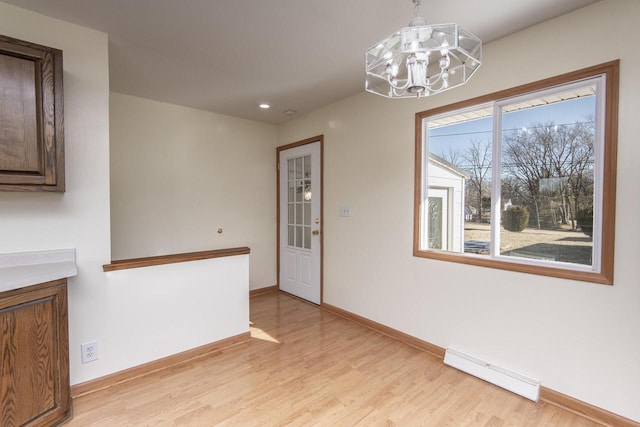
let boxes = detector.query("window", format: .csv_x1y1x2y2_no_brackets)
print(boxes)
414,61,619,284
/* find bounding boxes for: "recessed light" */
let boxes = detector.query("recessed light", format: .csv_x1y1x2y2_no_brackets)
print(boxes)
259,103,271,109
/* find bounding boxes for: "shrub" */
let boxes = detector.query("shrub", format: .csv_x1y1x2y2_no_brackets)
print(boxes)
503,205,530,232
576,208,593,236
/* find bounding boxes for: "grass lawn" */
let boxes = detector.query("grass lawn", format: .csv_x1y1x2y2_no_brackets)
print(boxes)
464,223,593,265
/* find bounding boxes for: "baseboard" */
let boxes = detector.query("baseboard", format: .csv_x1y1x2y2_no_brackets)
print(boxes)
322,303,639,427
540,387,639,427
70,332,251,399
250,285,278,297
322,303,445,359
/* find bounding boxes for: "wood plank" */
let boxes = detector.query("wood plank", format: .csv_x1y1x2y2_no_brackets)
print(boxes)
540,387,639,427
65,292,635,426
249,285,278,297
322,302,445,359
102,247,250,272
70,332,251,398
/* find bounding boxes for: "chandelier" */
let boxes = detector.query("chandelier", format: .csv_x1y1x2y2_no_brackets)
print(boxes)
365,0,482,98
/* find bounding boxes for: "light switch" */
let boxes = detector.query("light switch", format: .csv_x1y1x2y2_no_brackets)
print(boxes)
339,206,351,217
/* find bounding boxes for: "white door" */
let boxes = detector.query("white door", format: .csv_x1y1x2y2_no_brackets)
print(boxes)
278,140,321,304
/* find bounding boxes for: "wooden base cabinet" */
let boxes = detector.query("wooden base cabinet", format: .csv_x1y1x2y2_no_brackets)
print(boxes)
0,279,70,426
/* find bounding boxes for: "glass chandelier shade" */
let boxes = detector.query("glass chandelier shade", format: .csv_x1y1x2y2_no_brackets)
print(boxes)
365,2,482,99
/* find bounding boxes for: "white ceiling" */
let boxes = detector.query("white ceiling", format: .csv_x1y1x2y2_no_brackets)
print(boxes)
3,0,599,124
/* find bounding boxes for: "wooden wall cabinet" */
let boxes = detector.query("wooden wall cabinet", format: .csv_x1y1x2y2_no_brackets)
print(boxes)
0,279,70,426
0,34,64,192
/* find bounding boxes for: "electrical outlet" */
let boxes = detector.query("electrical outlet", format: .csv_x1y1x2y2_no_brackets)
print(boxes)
81,341,99,363
339,206,351,217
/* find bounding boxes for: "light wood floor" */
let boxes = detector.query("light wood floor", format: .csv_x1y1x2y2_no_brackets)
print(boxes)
67,292,600,426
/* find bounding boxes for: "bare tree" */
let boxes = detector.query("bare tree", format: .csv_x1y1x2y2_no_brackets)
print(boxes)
439,146,463,167
460,138,492,223
502,120,594,229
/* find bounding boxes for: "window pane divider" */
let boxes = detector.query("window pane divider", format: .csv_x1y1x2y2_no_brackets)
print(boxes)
490,102,502,258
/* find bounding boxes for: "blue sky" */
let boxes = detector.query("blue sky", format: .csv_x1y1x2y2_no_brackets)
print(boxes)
428,96,596,158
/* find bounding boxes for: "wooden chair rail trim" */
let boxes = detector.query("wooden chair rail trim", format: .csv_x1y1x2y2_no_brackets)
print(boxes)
321,301,638,427
70,332,251,399
103,247,250,272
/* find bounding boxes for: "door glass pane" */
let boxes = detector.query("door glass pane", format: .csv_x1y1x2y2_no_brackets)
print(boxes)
288,181,294,204
295,180,303,202
296,203,303,226
304,156,311,202
287,153,314,250
288,225,295,246
295,157,303,179
288,159,294,182
304,155,311,176
296,226,303,247
303,181,311,202
288,158,294,247
304,226,311,249
304,202,311,226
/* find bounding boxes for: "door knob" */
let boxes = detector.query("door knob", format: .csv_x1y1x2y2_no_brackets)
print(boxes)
312,229,320,235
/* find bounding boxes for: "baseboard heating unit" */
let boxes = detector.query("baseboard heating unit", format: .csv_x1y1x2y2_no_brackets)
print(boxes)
444,347,541,401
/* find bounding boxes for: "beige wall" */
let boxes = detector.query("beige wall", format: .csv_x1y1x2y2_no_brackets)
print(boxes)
0,2,112,384
3,0,639,421
0,1,269,387
278,0,640,421
109,93,278,290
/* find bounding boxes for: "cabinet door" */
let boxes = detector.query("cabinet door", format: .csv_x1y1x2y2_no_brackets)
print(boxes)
0,280,70,426
0,35,64,192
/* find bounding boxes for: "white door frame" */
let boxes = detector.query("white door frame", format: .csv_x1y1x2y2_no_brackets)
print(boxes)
277,136,323,304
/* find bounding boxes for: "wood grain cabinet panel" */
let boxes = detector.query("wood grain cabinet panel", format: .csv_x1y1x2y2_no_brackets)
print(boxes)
0,34,64,192
0,280,70,426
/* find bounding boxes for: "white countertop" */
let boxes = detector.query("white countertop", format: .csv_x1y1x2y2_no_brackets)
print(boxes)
0,249,77,293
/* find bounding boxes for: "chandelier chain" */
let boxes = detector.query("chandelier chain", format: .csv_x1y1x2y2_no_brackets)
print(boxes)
413,0,422,17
